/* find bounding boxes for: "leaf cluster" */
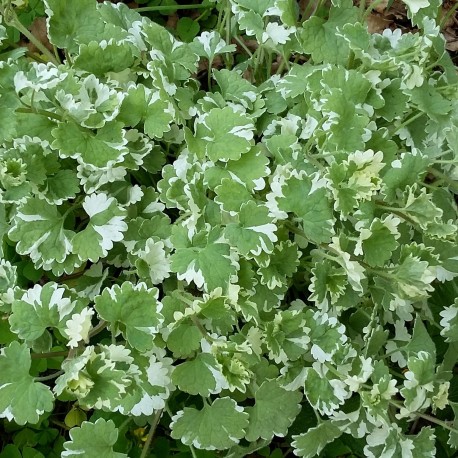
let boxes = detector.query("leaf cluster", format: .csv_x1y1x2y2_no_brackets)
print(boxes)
0,0,458,457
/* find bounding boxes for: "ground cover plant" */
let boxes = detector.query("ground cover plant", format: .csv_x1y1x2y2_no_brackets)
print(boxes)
0,0,458,456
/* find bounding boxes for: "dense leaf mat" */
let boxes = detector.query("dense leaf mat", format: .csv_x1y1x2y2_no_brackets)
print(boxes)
0,0,458,456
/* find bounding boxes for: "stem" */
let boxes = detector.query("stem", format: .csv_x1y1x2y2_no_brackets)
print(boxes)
208,60,213,92
347,50,355,69
389,368,405,379
15,107,63,122
118,417,133,434
363,0,389,18
266,50,273,80
64,48,73,66
226,439,271,458
135,4,212,12
364,298,381,358
276,52,291,74
234,36,253,57
1,4,59,65
253,46,264,83
175,291,196,308
389,400,458,433
164,403,174,419
225,0,232,54
139,410,163,458
309,0,325,20
31,350,68,359
50,419,70,430
392,112,424,134
35,370,64,382
433,159,457,164
88,320,107,338
428,168,458,192
301,0,317,22
440,2,458,30
285,221,307,239
189,444,198,458
375,201,420,227
190,315,215,342
215,3,224,33
52,44,60,63
59,270,87,282
303,116,326,153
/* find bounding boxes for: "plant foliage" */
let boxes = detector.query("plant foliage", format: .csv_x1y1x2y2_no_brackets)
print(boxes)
0,0,458,456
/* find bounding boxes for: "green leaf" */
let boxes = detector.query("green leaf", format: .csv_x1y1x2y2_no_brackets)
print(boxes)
166,321,202,357
41,169,80,205
0,445,21,458
275,0,299,27
257,241,300,289
55,345,132,409
0,341,54,425
404,316,436,359
9,282,77,342
449,401,458,448
364,423,436,458
245,380,302,441
44,0,104,52
297,0,359,65
94,282,164,351
171,397,249,450
388,252,435,301
204,145,269,192
74,41,135,76
376,78,409,122
304,363,348,415
409,81,453,123
440,299,458,343
143,22,198,80
365,325,389,358
116,346,174,416
188,107,254,162
215,179,252,214
170,227,237,292
117,84,147,128
356,217,400,267
191,31,236,61
176,17,200,42
382,153,429,199
264,310,310,363
71,193,127,263
292,421,342,458
134,239,171,285
224,201,277,257
238,10,264,41
213,69,258,109
309,260,348,305
172,353,226,396
51,121,128,168
404,0,441,26
273,171,334,244
144,95,176,139
62,419,127,458
8,197,75,269
410,426,436,457
0,103,19,143
400,351,436,415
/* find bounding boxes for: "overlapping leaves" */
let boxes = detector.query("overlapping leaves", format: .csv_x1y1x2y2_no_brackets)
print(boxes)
0,0,457,456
